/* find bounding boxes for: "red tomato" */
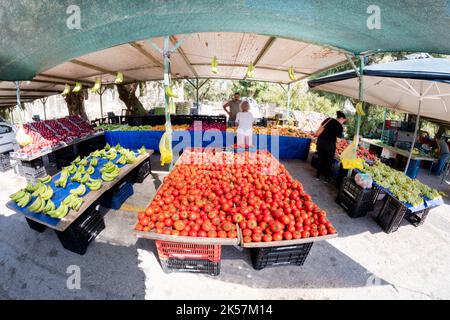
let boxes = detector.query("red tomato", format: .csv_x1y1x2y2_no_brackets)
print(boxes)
247,219,257,229
263,234,273,242
164,218,173,227
292,230,302,239
138,212,146,220
272,232,283,241
242,228,252,237
228,231,237,238
218,231,228,238
198,230,207,237
207,230,217,238
283,231,293,240
134,224,143,231
188,230,198,237
252,233,262,242
173,220,186,231
139,217,149,227
233,213,244,223
243,235,252,243
301,231,310,238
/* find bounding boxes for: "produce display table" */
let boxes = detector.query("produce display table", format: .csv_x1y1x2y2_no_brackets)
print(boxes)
361,138,437,178
104,130,311,160
10,131,105,162
6,150,152,232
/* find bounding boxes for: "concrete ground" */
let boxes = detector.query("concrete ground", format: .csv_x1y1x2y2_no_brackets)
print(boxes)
1,155,449,300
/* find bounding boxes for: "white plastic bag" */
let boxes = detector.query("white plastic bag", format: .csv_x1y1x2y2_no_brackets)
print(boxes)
354,173,373,189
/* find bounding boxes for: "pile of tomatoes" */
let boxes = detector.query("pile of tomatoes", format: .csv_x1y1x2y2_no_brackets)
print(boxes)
135,150,337,242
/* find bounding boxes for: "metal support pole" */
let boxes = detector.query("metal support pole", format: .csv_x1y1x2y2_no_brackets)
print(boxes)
405,83,423,174
14,81,21,123
40,97,48,120
163,36,171,127
355,55,364,146
195,78,199,108
286,83,291,120
99,88,104,120
381,107,387,141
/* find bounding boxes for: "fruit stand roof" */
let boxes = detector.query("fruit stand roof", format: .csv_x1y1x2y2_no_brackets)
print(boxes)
308,58,450,124
1,0,450,107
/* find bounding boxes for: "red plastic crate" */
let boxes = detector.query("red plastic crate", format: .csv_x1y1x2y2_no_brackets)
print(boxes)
155,241,221,262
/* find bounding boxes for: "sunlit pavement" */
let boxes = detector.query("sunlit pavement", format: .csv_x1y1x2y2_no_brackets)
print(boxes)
1,156,449,300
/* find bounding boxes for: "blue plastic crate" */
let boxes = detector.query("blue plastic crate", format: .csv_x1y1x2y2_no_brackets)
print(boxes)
101,181,134,210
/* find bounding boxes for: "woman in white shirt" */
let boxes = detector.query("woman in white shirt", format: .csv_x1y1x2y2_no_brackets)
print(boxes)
235,101,254,147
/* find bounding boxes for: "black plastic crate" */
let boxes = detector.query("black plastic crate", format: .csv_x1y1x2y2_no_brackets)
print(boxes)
132,159,151,183
100,178,134,210
160,258,220,276
336,177,378,218
20,158,43,168
250,243,313,270
376,195,408,233
55,203,104,255
405,208,431,227
25,218,47,233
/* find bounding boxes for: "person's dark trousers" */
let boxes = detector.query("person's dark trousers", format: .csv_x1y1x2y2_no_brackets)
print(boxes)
316,141,336,179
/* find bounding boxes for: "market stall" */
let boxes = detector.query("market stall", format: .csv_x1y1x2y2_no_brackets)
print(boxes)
133,149,337,274
7,144,153,254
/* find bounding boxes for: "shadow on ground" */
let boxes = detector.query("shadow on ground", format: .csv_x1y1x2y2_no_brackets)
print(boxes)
0,211,146,299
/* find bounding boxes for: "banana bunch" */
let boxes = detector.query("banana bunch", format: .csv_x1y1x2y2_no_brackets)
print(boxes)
38,175,52,184
70,184,86,196
25,181,41,193
31,184,53,200
63,194,84,211
10,190,32,208
126,152,136,164
138,146,146,155
116,154,127,165
211,56,219,74
100,161,120,181
64,164,77,174
77,165,85,174
28,196,47,213
55,170,69,188
86,166,95,174
90,157,98,167
246,62,255,78
71,172,82,182
73,156,81,164
104,143,111,151
106,151,117,161
288,66,296,81
91,150,101,158
165,86,178,98
86,178,102,191
79,157,88,166
355,102,366,116
46,203,69,219
43,199,56,213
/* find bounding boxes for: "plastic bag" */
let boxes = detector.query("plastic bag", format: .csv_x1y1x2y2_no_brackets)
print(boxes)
16,125,32,147
354,173,373,189
159,130,173,166
340,136,364,170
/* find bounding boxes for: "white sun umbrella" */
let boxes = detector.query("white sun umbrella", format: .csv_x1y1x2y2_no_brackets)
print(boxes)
308,57,450,173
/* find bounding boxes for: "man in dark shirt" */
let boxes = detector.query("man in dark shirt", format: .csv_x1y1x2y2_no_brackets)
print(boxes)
316,111,346,182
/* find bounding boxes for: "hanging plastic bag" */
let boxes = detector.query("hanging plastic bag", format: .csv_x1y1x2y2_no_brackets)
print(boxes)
16,125,32,147
159,130,173,166
340,136,364,170
354,173,373,189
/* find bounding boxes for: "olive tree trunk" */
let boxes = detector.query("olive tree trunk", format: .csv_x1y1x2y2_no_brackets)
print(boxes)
64,90,88,120
116,83,147,115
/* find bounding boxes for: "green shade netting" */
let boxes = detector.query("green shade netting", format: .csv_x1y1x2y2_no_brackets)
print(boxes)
1,0,450,81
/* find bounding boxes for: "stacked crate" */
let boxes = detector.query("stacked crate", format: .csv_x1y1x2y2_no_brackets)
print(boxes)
156,241,221,276
336,177,379,218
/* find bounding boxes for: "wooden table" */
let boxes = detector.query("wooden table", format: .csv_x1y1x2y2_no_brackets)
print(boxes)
6,150,153,231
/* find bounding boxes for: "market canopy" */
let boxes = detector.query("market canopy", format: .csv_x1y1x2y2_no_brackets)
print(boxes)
2,0,450,82
308,58,450,123
0,32,349,108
